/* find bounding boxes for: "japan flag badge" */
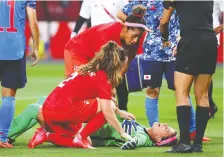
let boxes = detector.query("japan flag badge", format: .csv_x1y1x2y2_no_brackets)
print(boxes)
144,75,151,80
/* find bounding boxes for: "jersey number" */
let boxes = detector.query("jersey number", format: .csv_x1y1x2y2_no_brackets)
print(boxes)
0,0,18,33
58,72,78,88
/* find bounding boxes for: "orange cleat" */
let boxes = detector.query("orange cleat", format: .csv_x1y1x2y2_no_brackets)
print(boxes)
190,131,210,142
73,134,95,149
0,141,13,148
202,136,210,142
28,127,48,148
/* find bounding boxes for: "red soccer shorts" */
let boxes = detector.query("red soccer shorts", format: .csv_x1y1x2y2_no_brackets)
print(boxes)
64,49,89,77
42,98,98,136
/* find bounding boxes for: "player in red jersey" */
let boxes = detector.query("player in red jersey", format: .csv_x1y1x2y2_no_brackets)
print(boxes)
28,41,135,149
64,5,147,77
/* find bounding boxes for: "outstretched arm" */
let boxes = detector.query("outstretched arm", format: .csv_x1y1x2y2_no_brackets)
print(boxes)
99,99,134,141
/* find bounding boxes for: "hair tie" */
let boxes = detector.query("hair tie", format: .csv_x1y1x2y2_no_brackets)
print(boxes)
124,22,153,32
133,14,143,18
155,135,177,146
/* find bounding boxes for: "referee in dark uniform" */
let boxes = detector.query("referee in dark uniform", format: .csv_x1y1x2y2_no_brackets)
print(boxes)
160,1,217,153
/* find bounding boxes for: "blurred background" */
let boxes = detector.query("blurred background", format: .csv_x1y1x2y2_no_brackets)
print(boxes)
24,1,223,63
25,1,86,60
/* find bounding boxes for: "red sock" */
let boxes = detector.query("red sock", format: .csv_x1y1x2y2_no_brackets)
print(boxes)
47,133,75,147
80,112,106,139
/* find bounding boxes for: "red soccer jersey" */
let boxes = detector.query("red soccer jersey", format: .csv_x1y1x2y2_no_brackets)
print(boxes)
45,70,112,111
65,22,144,59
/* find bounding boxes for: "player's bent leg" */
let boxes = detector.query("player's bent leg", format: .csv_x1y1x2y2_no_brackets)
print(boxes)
74,99,105,149
28,107,48,148
0,87,16,146
208,80,218,118
47,133,77,148
192,74,212,152
8,103,40,141
9,97,46,143
141,61,163,127
145,87,160,127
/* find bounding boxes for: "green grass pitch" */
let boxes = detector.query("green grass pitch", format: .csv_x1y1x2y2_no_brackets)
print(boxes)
0,63,223,157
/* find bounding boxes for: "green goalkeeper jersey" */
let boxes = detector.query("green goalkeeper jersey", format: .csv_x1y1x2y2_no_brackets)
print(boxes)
90,121,153,147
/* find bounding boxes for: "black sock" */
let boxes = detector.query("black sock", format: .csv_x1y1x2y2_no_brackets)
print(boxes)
116,80,128,111
194,106,210,145
208,80,215,108
177,106,191,144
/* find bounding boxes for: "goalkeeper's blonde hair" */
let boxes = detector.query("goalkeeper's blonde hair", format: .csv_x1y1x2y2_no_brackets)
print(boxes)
77,41,127,87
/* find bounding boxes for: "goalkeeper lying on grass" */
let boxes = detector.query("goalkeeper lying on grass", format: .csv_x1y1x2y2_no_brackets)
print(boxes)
8,97,177,150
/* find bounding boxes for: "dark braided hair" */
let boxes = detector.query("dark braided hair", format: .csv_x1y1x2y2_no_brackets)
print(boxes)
125,5,146,32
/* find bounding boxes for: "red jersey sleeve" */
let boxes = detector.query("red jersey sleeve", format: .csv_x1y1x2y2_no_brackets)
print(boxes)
136,31,147,54
97,71,112,100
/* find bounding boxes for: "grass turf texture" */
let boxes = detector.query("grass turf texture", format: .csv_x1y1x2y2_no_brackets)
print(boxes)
0,63,223,157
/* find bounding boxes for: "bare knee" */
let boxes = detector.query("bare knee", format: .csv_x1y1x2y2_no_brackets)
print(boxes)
194,90,209,107
2,87,17,97
174,86,191,106
146,87,160,99
193,74,212,107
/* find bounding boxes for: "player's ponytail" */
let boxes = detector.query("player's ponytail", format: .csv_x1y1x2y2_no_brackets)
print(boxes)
125,5,147,32
78,41,127,87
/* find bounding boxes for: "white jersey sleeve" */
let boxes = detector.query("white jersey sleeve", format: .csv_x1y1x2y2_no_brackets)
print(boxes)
79,0,90,19
213,0,224,44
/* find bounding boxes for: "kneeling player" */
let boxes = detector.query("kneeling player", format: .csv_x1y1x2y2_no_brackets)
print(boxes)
9,97,177,150
9,41,136,149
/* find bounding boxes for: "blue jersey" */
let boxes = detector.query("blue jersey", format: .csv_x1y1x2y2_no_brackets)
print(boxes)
0,0,36,60
122,0,180,62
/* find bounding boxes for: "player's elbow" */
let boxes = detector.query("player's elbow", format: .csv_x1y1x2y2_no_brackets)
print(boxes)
29,21,39,28
99,99,116,114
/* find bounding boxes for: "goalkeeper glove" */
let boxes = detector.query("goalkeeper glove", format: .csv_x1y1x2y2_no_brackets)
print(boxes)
122,120,137,135
121,138,138,150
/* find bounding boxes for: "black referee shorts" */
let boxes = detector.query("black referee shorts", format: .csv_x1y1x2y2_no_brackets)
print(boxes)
175,31,218,75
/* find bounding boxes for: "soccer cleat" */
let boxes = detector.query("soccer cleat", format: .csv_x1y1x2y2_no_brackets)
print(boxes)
166,142,192,153
0,141,13,148
190,131,210,142
73,134,95,149
209,105,218,119
192,143,203,152
28,127,48,148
